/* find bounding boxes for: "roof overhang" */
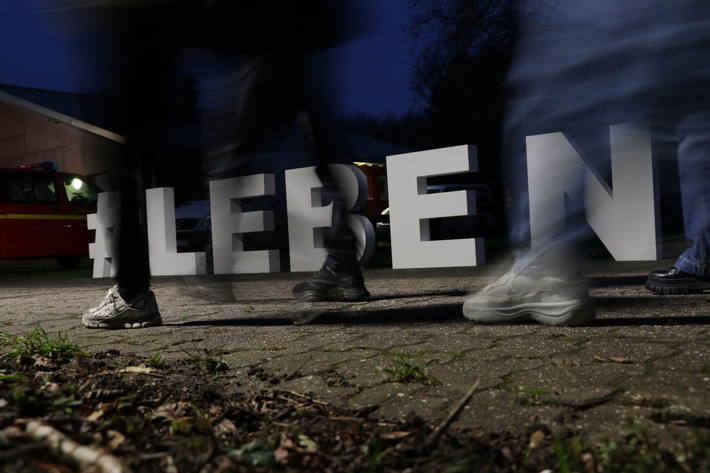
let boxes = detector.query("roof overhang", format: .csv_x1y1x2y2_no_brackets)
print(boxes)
0,90,125,144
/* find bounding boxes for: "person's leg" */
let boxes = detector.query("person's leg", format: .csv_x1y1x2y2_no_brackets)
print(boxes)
642,1,710,294
290,56,369,302
291,161,369,301
675,114,710,275
646,112,710,294
462,0,651,325
201,50,368,301
82,3,200,328
202,53,305,183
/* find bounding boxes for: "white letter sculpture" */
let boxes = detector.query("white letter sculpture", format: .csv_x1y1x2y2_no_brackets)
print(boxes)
210,174,280,274
386,145,484,269
146,187,207,276
526,123,659,260
285,164,375,272
88,191,118,278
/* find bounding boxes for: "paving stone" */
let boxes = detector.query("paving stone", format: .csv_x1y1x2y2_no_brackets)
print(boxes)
2,259,709,440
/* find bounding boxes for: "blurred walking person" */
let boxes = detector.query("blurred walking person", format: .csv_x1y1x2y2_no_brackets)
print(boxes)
35,0,203,328
464,0,710,326
199,0,372,302
36,0,372,330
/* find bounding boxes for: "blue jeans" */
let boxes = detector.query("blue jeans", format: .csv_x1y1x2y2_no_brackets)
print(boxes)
675,114,710,276
505,0,710,277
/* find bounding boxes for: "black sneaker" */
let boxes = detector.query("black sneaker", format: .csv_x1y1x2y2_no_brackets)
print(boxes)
645,266,710,294
293,260,370,302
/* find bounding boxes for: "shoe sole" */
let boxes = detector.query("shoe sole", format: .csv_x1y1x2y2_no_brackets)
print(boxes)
293,287,370,302
82,313,162,329
645,279,710,295
463,300,596,327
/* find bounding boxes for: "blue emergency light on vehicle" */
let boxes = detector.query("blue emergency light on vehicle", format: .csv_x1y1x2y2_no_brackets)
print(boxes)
13,161,59,171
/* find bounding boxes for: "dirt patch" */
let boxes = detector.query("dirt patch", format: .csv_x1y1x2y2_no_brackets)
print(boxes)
1,351,708,472
0,351,556,472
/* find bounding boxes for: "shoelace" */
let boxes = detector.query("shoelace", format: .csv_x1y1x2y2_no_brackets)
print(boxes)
98,290,121,313
490,272,516,288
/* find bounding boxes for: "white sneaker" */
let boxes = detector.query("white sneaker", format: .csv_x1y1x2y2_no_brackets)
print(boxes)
463,271,596,326
82,285,161,329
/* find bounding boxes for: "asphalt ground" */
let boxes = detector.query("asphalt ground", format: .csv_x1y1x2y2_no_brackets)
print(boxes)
1,249,709,442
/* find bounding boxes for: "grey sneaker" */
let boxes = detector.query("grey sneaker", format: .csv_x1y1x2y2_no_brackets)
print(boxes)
82,285,161,329
462,271,596,326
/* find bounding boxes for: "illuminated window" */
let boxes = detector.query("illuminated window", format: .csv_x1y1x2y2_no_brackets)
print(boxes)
64,176,99,205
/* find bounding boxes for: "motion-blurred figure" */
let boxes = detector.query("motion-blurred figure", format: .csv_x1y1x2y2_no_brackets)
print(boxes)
35,0,202,328
37,0,371,330
199,0,371,301
464,1,710,326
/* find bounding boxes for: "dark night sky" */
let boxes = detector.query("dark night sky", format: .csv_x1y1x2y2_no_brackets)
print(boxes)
0,0,416,117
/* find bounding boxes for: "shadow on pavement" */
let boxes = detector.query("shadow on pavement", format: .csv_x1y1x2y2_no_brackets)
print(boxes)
593,315,710,326
215,290,468,305
367,290,467,302
169,304,464,327
589,275,648,287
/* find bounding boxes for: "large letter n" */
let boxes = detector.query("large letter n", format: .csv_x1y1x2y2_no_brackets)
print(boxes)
526,123,659,260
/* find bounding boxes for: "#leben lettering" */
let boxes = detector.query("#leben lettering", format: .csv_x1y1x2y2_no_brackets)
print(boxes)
89,128,660,276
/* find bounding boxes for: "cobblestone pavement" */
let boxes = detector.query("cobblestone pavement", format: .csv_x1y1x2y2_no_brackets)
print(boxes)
2,257,709,441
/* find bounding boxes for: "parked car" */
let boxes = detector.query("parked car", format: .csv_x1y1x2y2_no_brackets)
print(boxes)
375,183,496,245
0,161,100,267
175,200,211,252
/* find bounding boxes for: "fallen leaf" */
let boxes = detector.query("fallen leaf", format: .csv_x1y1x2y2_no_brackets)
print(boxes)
214,418,237,437
529,430,546,449
382,431,413,440
298,434,318,451
107,429,127,450
594,356,632,364
87,408,105,422
39,381,61,395
118,366,156,374
274,446,290,465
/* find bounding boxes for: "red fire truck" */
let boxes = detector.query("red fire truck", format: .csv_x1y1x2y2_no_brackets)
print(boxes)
0,162,99,267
